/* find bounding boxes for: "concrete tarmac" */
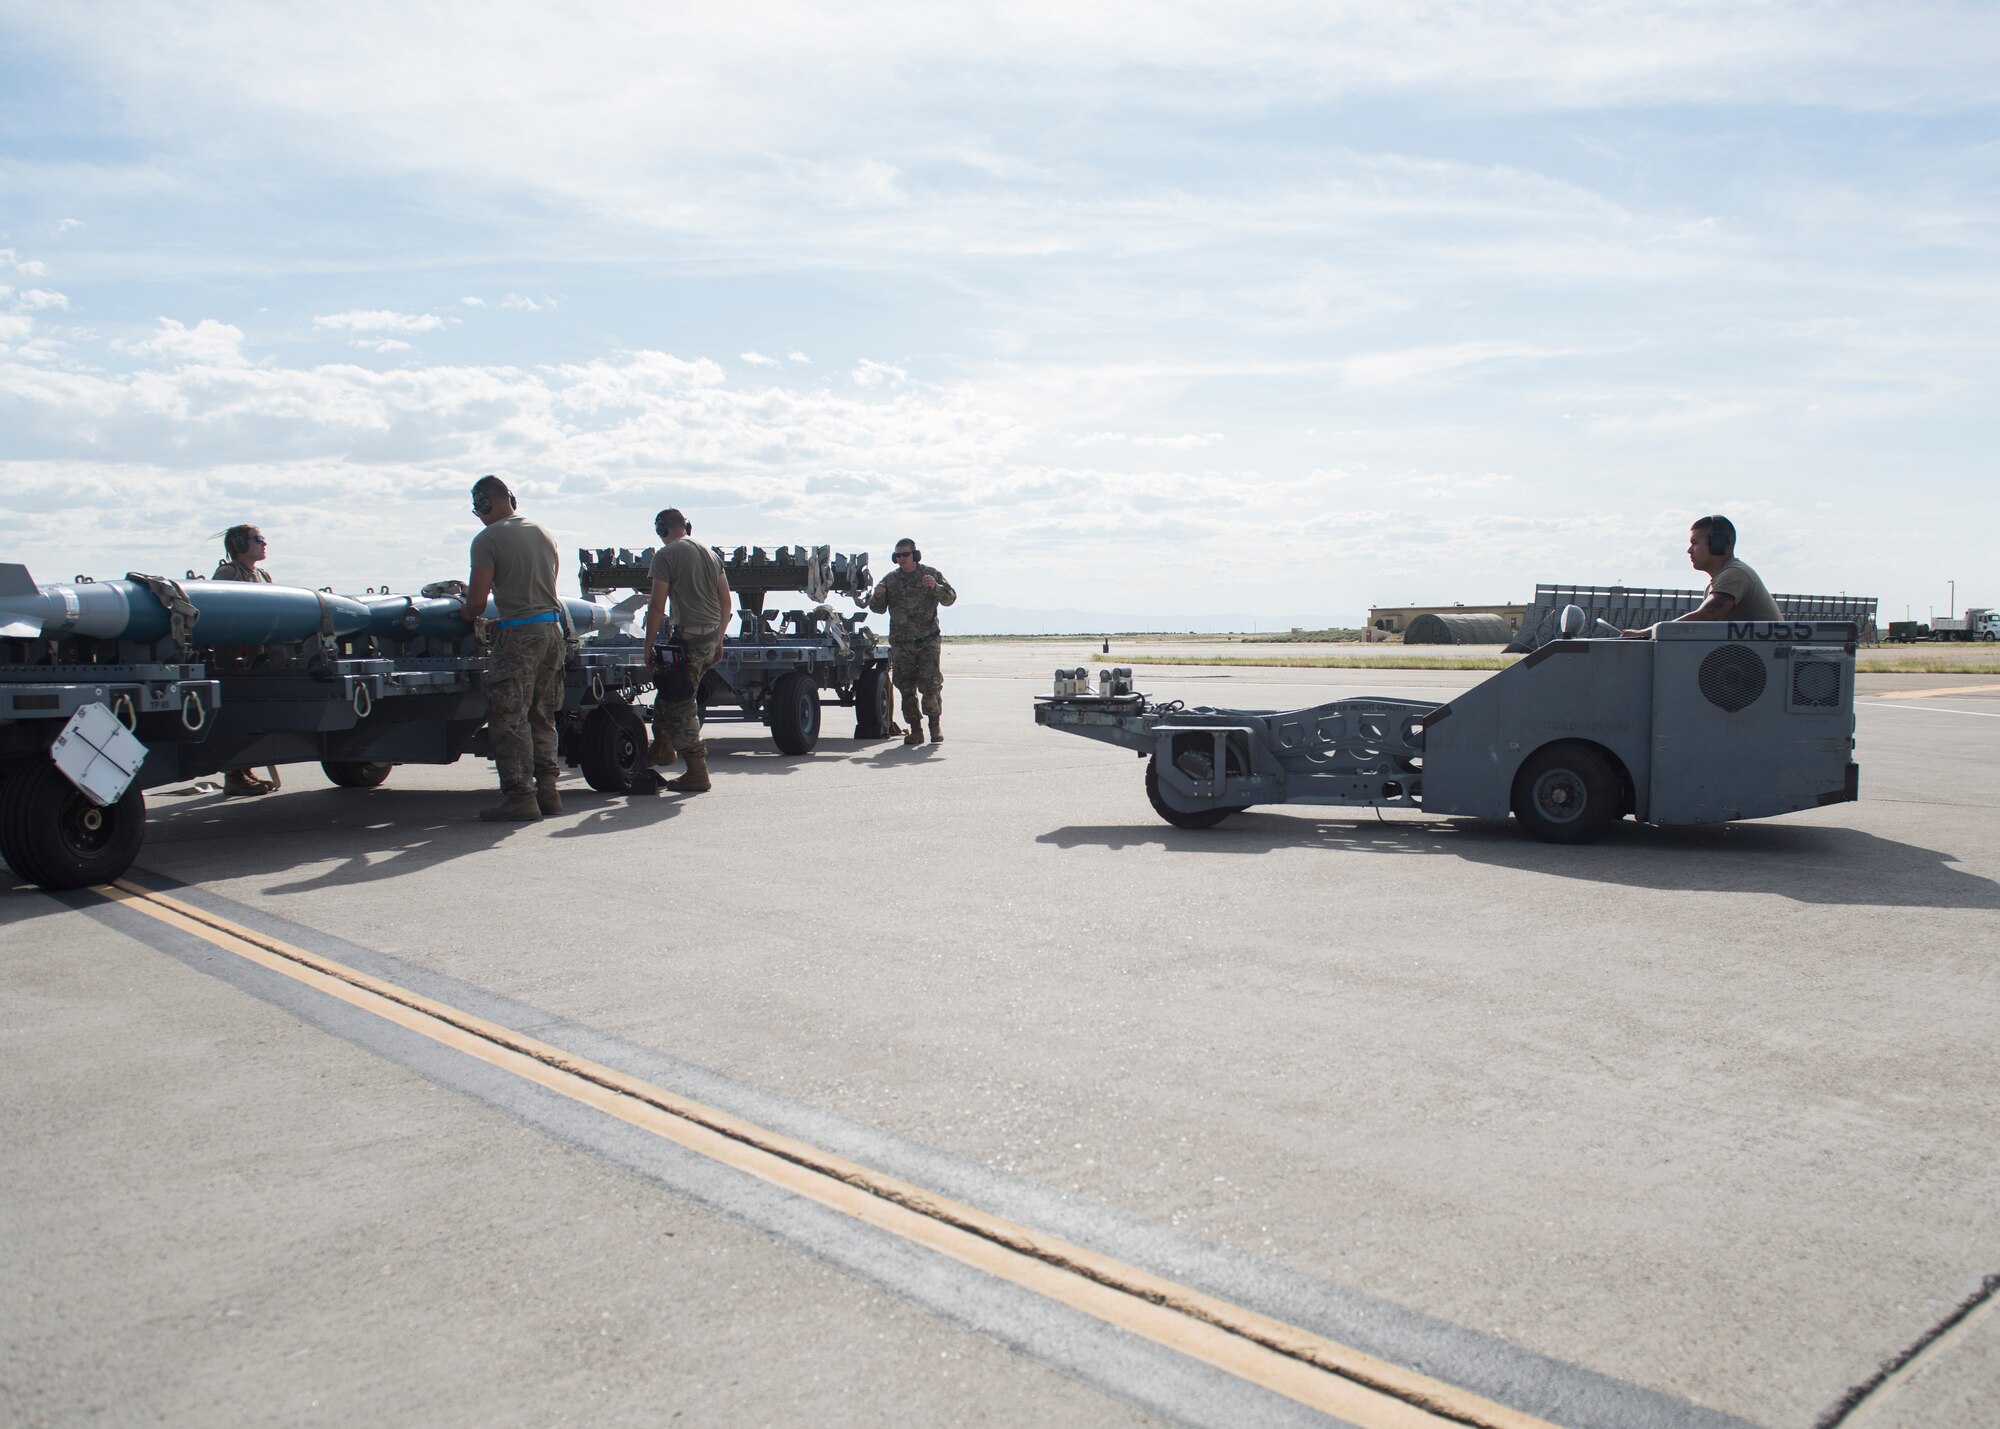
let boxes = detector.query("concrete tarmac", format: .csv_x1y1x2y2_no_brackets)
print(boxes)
4,644,1997,1427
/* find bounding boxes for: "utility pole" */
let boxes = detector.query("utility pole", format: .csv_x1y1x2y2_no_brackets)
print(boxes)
1949,579,1955,618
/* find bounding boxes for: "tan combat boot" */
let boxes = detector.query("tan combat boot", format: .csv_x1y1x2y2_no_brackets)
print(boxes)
666,748,711,793
648,730,678,767
903,725,924,746
223,769,270,797
480,790,544,822
928,717,943,744
535,773,564,815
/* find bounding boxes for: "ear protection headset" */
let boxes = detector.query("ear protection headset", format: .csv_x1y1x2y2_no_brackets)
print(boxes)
224,525,255,558
1701,515,1734,557
472,475,515,517
655,510,680,542
895,543,921,564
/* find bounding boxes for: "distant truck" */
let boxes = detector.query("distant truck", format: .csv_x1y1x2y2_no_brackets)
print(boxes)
1927,607,1999,642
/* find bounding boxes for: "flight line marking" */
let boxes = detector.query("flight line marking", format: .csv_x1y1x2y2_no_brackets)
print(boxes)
1864,683,2000,701
98,878,1553,1429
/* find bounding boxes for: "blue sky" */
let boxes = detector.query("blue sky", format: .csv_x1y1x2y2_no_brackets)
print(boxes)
2,2,1996,629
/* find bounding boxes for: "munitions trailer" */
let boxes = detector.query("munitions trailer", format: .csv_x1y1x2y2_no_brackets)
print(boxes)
0,563,649,890
577,543,893,755
1036,616,1859,842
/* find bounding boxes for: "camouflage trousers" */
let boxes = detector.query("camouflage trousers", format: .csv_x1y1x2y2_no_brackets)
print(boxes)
488,623,565,793
656,634,720,759
890,639,943,724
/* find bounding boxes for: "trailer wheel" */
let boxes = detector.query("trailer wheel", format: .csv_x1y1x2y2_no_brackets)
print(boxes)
0,758,147,890
579,702,649,791
322,760,392,789
771,671,822,755
1512,742,1620,844
1145,756,1232,830
854,666,890,739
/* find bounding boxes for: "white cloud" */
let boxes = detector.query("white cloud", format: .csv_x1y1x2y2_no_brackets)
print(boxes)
739,351,780,366
787,350,812,364
1340,341,1588,388
1075,430,1223,449
352,336,412,353
110,316,248,365
18,289,70,311
852,359,906,388
312,309,450,333
0,314,33,342
499,293,546,311
459,295,486,307
56,218,85,232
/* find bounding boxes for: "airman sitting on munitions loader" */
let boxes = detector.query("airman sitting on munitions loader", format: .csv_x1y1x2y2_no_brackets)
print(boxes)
1624,514,1780,636
644,508,733,793
211,524,280,798
864,537,956,745
461,475,568,822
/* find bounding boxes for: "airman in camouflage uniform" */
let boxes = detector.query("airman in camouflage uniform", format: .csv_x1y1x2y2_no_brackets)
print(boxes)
462,475,568,821
643,508,732,793
865,538,955,744
212,525,279,796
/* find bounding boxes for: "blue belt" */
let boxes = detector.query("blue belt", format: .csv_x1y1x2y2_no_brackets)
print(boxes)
496,610,559,630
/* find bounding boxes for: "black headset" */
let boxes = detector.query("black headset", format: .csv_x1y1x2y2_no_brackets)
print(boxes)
655,509,688,542
896,542,921,563
1700,515,1735,556
224,525,255,557
471,475,515,517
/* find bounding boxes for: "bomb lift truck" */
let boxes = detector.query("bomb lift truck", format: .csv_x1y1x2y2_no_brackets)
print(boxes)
1037,611,1859,842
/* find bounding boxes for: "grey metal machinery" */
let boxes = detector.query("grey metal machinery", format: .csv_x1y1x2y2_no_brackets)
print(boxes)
1036,615,1859,842
576,543,891,756
0,562,649,889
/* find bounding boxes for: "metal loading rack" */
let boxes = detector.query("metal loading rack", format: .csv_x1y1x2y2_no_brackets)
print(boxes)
1510,585,1879,651
576,544,893,754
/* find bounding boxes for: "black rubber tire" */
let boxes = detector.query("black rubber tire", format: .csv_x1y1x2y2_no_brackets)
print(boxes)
578,702,649,792
322,760,392,789
0,757,147,890
1144,756,1232,830
854,665,890,739
770,670,822,756
1511,741,1621,844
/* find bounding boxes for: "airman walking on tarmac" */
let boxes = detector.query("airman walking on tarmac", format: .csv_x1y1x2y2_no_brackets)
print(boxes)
865,538,956,744
461,475,567,822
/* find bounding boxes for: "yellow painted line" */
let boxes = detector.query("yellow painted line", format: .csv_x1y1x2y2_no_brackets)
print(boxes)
1866,683,2000,701
98,878,1554,1429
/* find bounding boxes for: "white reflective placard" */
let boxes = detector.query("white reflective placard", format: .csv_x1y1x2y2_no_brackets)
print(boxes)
49,701,149,807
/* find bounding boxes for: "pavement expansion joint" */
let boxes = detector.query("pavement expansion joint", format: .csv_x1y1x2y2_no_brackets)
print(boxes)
91,874,1556,1429
1813,1270,2000,1428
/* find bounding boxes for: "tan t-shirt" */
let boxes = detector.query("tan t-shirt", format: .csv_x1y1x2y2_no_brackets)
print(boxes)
648,538,725,632
469,516,560,621
1709,558,1780,622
